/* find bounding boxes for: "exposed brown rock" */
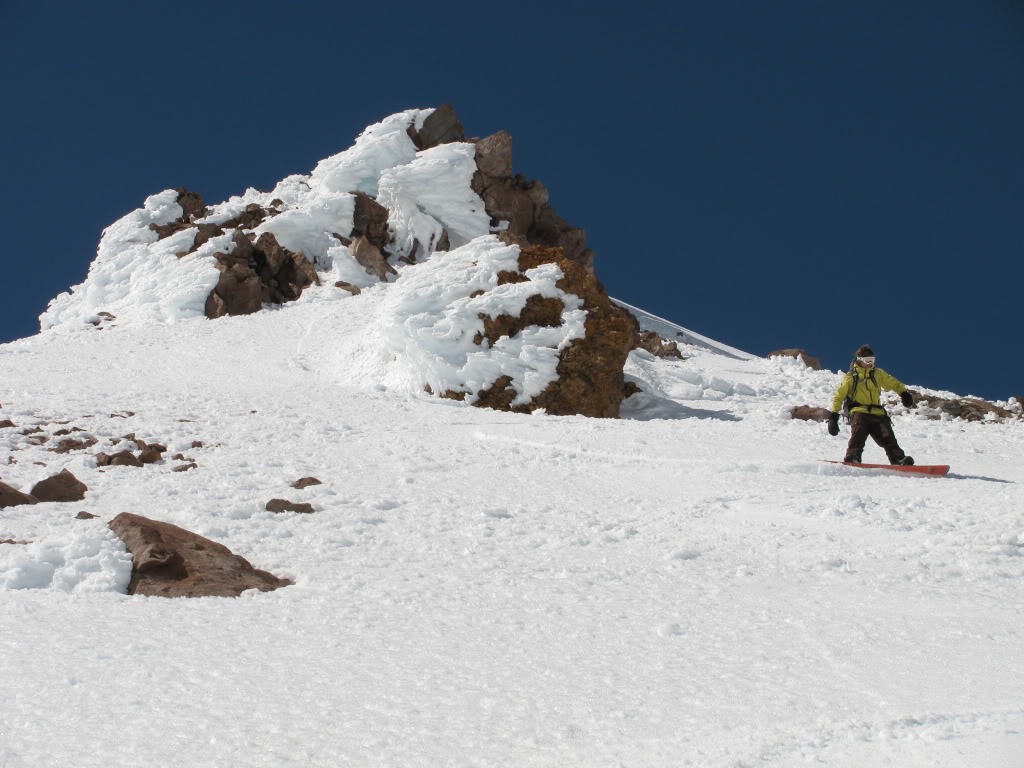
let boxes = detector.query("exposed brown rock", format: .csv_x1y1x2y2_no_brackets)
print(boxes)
0,419,14,429
637,331,684,359
266,499,315,513
109,512,292,597
1,539,31,545
149,188,208,239
139,445,165,464
351,235,396,281
791,405,833,422
173,462,198,472
109,450,144,468
335,281,361,295
219,202,272,232
478,295,565,346
205,231,320,318
351,192,390,252
30,469,87,503
467,244,638,418
76,511,98,520
175,188,207,222
191,440,204,449
412,104,465,149
51,437,98,454
291,477,322,489
473,131,514,178
911,392,1017,422
769,349,822,370
205,232,264,318
0,481,38,508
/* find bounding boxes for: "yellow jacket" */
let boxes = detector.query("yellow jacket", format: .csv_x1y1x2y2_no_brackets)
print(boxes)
831,365,907,415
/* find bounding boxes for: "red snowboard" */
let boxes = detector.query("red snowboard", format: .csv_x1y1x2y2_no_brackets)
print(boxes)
823,460,950,476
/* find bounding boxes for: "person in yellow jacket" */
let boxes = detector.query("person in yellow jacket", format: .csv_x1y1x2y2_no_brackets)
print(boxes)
827,345,915,465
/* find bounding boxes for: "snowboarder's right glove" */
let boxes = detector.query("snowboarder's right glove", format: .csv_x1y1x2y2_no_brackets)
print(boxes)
827,412,840,436
900,391,914,408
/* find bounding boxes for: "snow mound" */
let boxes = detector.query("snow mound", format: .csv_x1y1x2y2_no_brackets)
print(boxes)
0,525,132,593
327,235,585,405
40,190,225,331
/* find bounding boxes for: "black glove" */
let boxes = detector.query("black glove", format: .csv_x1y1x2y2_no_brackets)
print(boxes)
900,391,914,408
827,412,840,436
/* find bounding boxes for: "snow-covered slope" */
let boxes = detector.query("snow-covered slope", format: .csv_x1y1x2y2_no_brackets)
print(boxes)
3,108,1023,767
3,297,1023,767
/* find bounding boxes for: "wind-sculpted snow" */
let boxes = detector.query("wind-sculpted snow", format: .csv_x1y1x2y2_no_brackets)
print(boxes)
377,142,492,258
38,107,492,333
325,236,586,404
40,190,225,330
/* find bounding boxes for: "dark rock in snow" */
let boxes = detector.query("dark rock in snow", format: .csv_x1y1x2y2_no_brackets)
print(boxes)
791,406,833,422
266,499,315,513
411,103,465,149
0,481,38,508
30,469,88,503
51,437,98,454
463,243,639,418
291,477,322,489
108,450,144,468
205,231,320,318
109,512,292,597
637,331,683,359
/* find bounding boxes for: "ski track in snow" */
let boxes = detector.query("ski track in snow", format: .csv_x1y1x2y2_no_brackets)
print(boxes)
2,300,1024,767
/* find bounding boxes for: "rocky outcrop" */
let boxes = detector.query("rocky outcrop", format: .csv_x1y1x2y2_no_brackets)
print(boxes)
291,477,322,489
465,243,638,418
469,130,593,270
0,481,38,508
769,349,822,370
205,232,321,318
30,469,88,502
638,331,683,359
148,188,208,239
109,512,292,597
407,103,465,150
403,104,595,269
908,391,1020,423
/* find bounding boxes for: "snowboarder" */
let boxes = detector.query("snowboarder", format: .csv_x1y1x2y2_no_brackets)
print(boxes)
827,345,915,465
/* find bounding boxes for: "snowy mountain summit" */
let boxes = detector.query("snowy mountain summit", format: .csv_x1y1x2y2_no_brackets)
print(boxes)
41,105,639,418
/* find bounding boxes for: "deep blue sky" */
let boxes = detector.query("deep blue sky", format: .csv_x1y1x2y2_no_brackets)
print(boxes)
2,2,1021,399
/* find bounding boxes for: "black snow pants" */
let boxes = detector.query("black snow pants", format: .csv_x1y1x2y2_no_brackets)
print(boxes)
845,412,907,464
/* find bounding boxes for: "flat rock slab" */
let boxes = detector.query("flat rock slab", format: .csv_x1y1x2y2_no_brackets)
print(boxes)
109,512,292,597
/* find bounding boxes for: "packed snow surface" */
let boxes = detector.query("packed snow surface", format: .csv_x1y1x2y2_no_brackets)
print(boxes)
2,297,1023,767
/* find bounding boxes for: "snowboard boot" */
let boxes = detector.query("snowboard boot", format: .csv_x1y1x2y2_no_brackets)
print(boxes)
897,456,915,466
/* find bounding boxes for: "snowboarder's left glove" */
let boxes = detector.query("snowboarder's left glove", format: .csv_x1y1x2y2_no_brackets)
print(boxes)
900,391,914,408
827,412,840,436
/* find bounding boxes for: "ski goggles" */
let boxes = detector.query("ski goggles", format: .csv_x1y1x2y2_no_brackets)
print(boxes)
857,356,876,366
